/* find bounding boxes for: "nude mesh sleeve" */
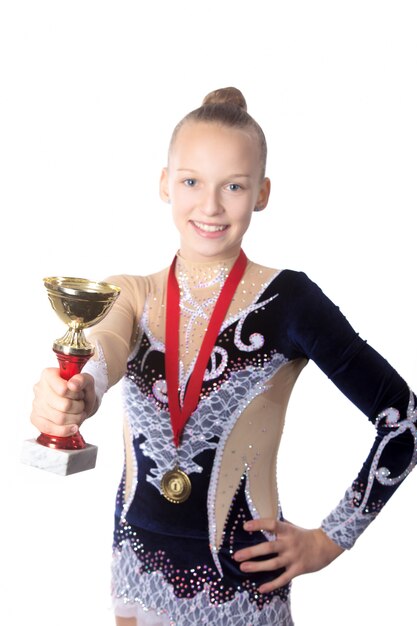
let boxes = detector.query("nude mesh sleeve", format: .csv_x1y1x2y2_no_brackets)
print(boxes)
85,274,146,390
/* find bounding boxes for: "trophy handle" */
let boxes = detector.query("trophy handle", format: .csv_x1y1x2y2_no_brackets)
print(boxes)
36,351,92,450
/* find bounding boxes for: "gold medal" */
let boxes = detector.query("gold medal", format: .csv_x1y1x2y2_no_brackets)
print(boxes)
161,466,192,504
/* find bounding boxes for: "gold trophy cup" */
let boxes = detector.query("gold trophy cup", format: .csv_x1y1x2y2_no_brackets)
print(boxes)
21,277,120,475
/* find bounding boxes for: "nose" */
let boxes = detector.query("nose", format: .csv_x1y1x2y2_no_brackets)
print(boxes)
200,188,224,217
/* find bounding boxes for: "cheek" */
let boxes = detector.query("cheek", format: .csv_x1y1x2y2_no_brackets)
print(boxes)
171,208,182,230
171,187,193,210
171,200,191,230
236,206,255,231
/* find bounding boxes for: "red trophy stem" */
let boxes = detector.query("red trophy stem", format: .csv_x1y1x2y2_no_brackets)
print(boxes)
36,351,92,450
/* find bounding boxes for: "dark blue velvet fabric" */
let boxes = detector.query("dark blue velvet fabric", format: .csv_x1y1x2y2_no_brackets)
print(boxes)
114,268,415,604
274,271,414,512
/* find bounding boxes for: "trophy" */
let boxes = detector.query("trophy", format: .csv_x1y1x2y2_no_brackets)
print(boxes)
21,277,120,475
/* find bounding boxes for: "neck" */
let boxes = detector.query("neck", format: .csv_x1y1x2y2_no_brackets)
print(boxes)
177,247,242,265
175,249,245,291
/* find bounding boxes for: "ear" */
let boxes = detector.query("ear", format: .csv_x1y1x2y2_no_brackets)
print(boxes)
254,177,271,212
159,167,170,203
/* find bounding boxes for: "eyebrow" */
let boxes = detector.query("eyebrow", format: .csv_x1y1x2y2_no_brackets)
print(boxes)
176,169,251,178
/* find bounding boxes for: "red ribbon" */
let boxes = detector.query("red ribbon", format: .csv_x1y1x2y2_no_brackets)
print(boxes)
165,249,247,446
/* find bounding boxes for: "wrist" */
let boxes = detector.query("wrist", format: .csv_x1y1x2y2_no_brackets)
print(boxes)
315,527,345,565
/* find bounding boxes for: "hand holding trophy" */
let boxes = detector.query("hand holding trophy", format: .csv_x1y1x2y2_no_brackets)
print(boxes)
22,277,120,475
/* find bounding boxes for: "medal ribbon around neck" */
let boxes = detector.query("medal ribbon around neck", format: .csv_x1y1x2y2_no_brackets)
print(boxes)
165,249,247,448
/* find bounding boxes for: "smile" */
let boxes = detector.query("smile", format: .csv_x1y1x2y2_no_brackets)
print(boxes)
192,221,228,233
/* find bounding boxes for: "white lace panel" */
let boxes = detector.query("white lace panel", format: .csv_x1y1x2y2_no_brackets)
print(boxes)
120,256,309,571
81,341,108,407
113,257,304,624
112,540,295,626
321,390,417,549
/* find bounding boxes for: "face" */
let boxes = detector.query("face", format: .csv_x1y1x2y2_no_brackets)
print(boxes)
160,121,270,262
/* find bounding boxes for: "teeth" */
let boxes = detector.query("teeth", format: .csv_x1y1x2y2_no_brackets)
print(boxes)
194,221,227,233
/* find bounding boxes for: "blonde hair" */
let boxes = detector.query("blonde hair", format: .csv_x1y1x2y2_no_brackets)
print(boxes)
169,87,267,178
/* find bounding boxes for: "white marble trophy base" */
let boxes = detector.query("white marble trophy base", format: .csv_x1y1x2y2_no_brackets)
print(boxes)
21,439,98,476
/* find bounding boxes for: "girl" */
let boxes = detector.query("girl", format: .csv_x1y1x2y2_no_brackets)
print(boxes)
31,87,416,626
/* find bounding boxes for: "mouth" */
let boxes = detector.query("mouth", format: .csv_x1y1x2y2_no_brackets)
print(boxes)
192,220,229,233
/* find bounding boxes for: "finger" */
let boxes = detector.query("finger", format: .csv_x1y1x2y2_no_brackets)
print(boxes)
239,554,287,574
258,568,295,593
34,392,86,419
234,539,280,562
32,395,87,433
275,519,295,534
45,368,72,396
67,373,90,393
63,387,85,401
243,518,277,534
38,370,83,401
30,412,79,438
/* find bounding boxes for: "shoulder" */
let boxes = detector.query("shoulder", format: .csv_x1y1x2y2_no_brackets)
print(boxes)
102,267,170,320
273,270,341,318
274,269,323,297
248,261,321,300
251,266,343,331
104,267,170,296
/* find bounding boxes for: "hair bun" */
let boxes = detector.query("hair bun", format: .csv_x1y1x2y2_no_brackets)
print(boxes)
202,87,247,111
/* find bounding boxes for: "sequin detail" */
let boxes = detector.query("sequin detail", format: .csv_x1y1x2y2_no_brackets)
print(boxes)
207,352,288,573
112,538,294,626
176,259,227,355
122,352,288,504
373,392,417,486
322,390,417,549
113,472,291,624
136,299,165,369
231,295,278,352
245,468,277,543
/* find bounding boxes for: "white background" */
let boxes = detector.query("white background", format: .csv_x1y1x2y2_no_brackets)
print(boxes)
1,1,416,624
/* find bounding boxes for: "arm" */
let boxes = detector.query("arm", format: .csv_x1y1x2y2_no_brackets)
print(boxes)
235,271,415,588
31,274,145,437
286,272,416,549
82,274,146,405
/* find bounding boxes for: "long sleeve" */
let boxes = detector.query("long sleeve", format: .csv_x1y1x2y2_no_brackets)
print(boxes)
82,274,147,399
283,271,416,549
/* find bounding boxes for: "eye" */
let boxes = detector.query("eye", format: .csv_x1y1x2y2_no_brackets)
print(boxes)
227,183,242,192
183,178,197,187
